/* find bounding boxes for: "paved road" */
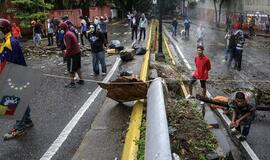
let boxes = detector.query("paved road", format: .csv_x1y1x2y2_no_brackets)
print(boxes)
0,22,133,160
165,21,270,160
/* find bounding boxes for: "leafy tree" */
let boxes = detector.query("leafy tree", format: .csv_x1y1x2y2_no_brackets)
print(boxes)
115,0,152,14
7,0,53,28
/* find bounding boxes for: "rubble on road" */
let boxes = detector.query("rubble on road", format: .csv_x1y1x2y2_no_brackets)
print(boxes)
98,76,148,102
120,48,135,62
23,45,91,57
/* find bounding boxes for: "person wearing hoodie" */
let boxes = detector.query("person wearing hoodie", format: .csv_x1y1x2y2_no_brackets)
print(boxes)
88,24,107,76
59,22,84,88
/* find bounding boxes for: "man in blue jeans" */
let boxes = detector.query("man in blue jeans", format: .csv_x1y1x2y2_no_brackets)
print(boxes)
88,24,107,76
0,18,33,140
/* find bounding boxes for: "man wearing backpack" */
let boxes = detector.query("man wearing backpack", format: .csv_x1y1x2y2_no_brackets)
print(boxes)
184,17,191,38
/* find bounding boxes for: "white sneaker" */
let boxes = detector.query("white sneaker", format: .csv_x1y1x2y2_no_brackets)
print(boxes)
186,94,195,99
102,72,107,76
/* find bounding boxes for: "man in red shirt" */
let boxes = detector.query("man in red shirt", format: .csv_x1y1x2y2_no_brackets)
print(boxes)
187,46,211,98
59,22,84,88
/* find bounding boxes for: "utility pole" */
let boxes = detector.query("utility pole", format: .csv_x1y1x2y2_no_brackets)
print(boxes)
157,0,165,60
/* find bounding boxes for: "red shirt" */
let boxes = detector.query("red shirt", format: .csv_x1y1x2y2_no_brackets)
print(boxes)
193,54,211,80
64,31,80,57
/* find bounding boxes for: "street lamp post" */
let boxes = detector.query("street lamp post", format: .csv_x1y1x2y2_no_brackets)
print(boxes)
157,0,165,60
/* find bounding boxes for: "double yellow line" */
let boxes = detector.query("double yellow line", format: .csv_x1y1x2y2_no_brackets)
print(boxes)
121,20,153,160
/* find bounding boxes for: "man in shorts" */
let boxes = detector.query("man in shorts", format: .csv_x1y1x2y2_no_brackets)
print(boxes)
187,46,211,98
59,22,84,88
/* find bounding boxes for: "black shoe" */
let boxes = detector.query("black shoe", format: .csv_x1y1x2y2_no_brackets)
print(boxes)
76,80,84,85
238,135,246,141
25,121,34,129
65,82,75,88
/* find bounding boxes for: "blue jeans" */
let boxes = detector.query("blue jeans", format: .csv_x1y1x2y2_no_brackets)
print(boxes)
185,27,190,37
92,51,107,74
33,33,41,46
15,106,32,130
172,27,177,36
224,47,230,61
236,120,252,137
227,49,236,69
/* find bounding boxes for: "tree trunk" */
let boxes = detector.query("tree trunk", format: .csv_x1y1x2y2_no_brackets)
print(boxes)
218,0,224,25
213,0,218,26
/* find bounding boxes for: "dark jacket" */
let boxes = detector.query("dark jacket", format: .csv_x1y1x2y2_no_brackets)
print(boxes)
172,20,178,29
88,31,105,53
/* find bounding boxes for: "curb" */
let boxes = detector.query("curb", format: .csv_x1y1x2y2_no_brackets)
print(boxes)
121,20,153,160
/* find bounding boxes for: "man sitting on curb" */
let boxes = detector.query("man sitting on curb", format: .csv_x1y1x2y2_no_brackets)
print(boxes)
229,92,256,141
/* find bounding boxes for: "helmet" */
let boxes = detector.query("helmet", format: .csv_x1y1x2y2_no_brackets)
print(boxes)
100,16,104,20
0,18,11,34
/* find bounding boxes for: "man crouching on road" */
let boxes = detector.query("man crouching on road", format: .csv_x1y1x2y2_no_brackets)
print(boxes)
59,22,84,88
187,46,211,99
229,92,256,141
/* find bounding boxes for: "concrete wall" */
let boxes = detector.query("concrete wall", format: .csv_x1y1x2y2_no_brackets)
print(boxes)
88,5,112,21
49,9,82,27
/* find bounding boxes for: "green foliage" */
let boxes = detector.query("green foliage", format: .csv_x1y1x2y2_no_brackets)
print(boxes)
135,117,146,160
7,0,53,28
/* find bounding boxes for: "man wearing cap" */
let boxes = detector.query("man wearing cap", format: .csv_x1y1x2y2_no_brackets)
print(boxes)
59,22,84,88
0,18,34,140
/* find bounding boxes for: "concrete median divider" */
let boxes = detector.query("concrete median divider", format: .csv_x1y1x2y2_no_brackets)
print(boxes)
145,78,172,160
121,20,153,160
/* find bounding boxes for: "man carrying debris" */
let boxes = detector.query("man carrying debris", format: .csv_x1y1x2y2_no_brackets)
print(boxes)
187,46,211,99
229,92,256,141
88,24,107,76
59,22,84,88
0,18,33,140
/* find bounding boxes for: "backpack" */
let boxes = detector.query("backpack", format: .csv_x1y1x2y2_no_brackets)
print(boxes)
184,20,190,28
